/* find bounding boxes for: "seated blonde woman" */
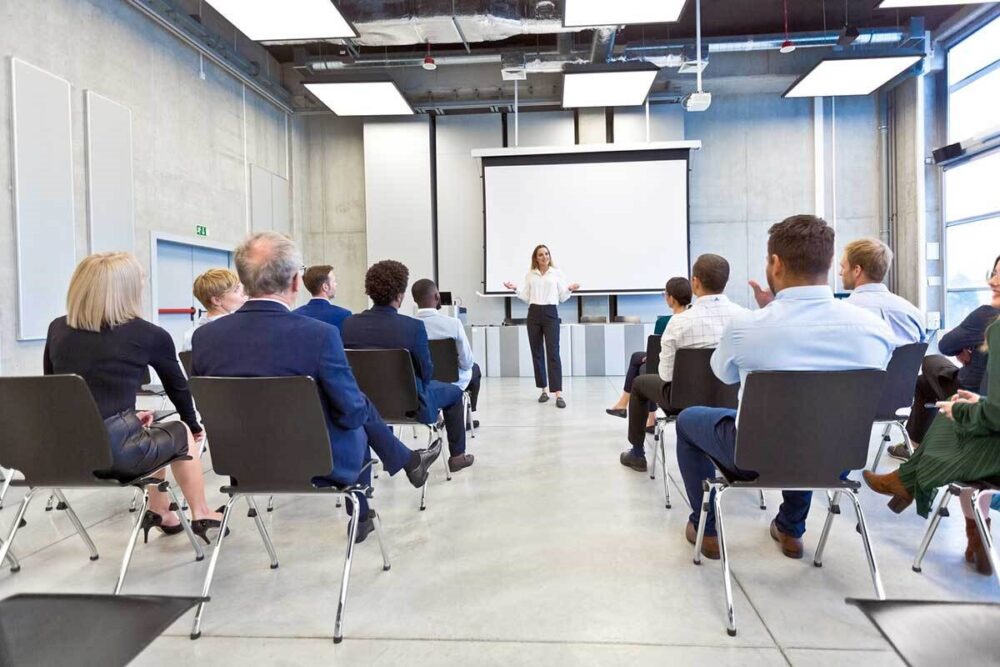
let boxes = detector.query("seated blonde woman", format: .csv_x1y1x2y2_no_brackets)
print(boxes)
865,255,1000,575
181,268,246,353
43,252,224,543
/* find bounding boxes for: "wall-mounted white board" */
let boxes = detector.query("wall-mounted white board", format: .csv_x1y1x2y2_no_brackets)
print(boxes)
86,91,134,253
11,58,76,340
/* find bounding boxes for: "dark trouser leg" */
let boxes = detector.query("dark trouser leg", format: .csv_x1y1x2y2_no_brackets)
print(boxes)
628,375,670,450
526,319,548,389
906,356,960,443
466,363,482,411
623,351,646,393
675,407,740,537
542,315,562,393
427,380,466,457
362,399,413,475
775,492,812,538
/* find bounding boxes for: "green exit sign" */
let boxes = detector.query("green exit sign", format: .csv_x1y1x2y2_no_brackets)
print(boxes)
195,225,208,237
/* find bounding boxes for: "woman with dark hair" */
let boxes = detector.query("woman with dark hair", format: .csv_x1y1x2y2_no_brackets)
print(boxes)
504,245,579,408
607,277,692,423
865,254,1000,575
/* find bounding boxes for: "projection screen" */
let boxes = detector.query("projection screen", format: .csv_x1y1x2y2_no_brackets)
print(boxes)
482,149,690,294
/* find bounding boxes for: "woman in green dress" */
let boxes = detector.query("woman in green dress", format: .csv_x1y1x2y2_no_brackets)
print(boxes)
864,254,1000,575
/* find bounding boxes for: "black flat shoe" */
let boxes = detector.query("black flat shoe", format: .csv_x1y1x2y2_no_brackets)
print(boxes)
555,397,566,409
538,392,550,403
140,510,184,544
406,438,443,488
619,451,648,472
606,408,627,418
465,420,481,431
349,511,376,544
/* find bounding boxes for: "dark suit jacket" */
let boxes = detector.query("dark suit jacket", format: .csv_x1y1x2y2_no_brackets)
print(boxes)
294,298,352,332
191,299,368,484
342,305,436,417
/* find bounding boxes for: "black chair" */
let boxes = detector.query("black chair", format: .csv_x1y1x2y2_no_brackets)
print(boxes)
179,350,193,379
0,593,202,667
346,349,448,511
869,343,928,471
846,598,1000,665
188,376,389,643
911,478,1000,584
691,370,887,636
428,338,476,438
138,366,175,422
0,375,204,594
643,334,660,375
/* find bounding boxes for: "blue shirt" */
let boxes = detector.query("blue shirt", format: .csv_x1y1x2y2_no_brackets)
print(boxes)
294,297,352,332
414,308,475,389
846,283,926,346
711,285,895,400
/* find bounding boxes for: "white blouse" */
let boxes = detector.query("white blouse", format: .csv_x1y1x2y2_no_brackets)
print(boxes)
515,267,573,306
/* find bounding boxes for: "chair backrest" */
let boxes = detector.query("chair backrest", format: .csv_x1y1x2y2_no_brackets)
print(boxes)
141,366,151,386
0,376,114,487
178,351,193,378
734,370,886,487
344,349,421,422
428,338,460,384
644,334,661,375
875,342,928,420
670,348,739,410
189,376,334,493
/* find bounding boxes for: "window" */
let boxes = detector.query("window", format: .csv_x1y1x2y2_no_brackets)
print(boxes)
943,16,1000,328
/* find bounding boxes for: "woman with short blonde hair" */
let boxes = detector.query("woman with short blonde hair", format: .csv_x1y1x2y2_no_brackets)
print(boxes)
45,252,224,544
182,268,245,352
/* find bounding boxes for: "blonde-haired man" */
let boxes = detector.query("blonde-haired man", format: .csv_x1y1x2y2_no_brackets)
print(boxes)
181,269,246,352
841,237,926,347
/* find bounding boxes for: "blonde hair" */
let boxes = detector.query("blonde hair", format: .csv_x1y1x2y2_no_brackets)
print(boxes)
193,268,241,310
66,252,144,332
844,237,893,283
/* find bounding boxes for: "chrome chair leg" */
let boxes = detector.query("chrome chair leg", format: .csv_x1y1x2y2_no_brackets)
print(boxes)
336,496,342,509
757,489,766,510
912,487,951,573
649,430,658,480
846,489,885,599
128,488,140,513
693,481,713,565
334,493,361,644
0,468,13,509
246,496,278,569
113,489,150,595
971,490,1000,586
369,497,391,572
164,484,204,561
897,421,915,456
813,490,841,568
52,490,99,562
870,422,892,472
190,496,238,639
419,479,427,511
45,493,55,512
267,496,275,512
660,437,671,509
715,487,737,636
0,489,35,573
372,459,380,480
439,430,452,482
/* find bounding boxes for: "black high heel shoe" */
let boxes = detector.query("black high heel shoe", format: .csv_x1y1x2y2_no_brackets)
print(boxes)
190,506,231,545
140,510,184,544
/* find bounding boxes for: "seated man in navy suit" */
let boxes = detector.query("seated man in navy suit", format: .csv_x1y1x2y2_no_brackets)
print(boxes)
342,260,475,473
192,232,440,543
294,264,351,331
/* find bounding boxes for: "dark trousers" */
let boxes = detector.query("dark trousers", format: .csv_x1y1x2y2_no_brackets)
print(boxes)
628,374,672,449
676,407,812,538
623,351,647,392
422,380,467,458
351,399,414,516
526,304,562,392
467,362,482,411
905,355,960,444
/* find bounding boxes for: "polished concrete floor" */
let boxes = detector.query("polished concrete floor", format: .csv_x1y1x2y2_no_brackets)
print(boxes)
0,377,997,666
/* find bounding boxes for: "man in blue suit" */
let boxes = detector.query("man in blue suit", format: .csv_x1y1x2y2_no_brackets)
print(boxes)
342,260,474,473
192,233,441,543
294,264,352,331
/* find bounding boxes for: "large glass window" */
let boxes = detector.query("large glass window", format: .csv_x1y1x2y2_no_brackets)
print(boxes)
944,15,1000,327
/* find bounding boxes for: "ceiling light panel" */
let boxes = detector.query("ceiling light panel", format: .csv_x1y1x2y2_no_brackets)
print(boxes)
205,0,355,41
304,82,413,116
563,70,658,108
563,0,687,27
877,0,994,7
784,56,921,97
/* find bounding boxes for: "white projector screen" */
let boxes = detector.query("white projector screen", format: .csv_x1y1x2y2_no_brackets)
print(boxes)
482,150,690,294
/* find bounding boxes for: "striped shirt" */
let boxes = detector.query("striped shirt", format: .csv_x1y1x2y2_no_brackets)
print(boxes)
658,294,748,381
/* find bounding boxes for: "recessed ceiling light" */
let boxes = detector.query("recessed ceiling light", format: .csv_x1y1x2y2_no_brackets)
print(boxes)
563,0,687,27
877,0,994,7
783,56,921,97
304,81,413,116
562,67,658,108
205,0,356,42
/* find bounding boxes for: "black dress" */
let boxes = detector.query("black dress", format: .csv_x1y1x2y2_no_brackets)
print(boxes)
43,317,200,479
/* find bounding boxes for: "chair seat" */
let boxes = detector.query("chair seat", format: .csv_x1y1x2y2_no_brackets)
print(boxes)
725,477,861,492
219,481,367,496
954,477,1000,491
137,385,165,397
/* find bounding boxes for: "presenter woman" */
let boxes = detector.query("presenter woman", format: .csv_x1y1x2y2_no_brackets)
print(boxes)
504,245,579,408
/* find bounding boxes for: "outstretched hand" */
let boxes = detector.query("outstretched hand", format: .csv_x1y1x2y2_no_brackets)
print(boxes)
568,283,580,291
748,280,774,308
951,389,981,405
503,281,517,291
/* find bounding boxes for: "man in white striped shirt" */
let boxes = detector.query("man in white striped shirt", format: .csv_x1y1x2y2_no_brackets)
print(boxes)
620,254,749,472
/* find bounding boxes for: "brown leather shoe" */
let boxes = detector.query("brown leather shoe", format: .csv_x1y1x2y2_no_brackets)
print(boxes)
619,450,648,472
862,470,914,513
448,454,475,472
770,520,804,559
685,521,720,560
966,518,994,576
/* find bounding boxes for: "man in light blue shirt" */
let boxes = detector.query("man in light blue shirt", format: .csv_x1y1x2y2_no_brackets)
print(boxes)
679,215,894,562
840,237,926,346
412,279,482,425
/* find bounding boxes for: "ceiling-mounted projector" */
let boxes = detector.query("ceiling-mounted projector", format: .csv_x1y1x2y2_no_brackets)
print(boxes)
683,91,712,112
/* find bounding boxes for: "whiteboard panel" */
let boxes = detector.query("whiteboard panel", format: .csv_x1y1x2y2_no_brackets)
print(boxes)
483,154,689,293
86,91,134,253
11,59,76,340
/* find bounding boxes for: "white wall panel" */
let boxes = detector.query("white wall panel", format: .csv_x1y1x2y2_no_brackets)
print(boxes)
86,91,134,253
513,110,575,148
614,104,685,143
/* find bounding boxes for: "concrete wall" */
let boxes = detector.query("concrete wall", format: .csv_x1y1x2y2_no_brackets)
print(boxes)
0,0,295,373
